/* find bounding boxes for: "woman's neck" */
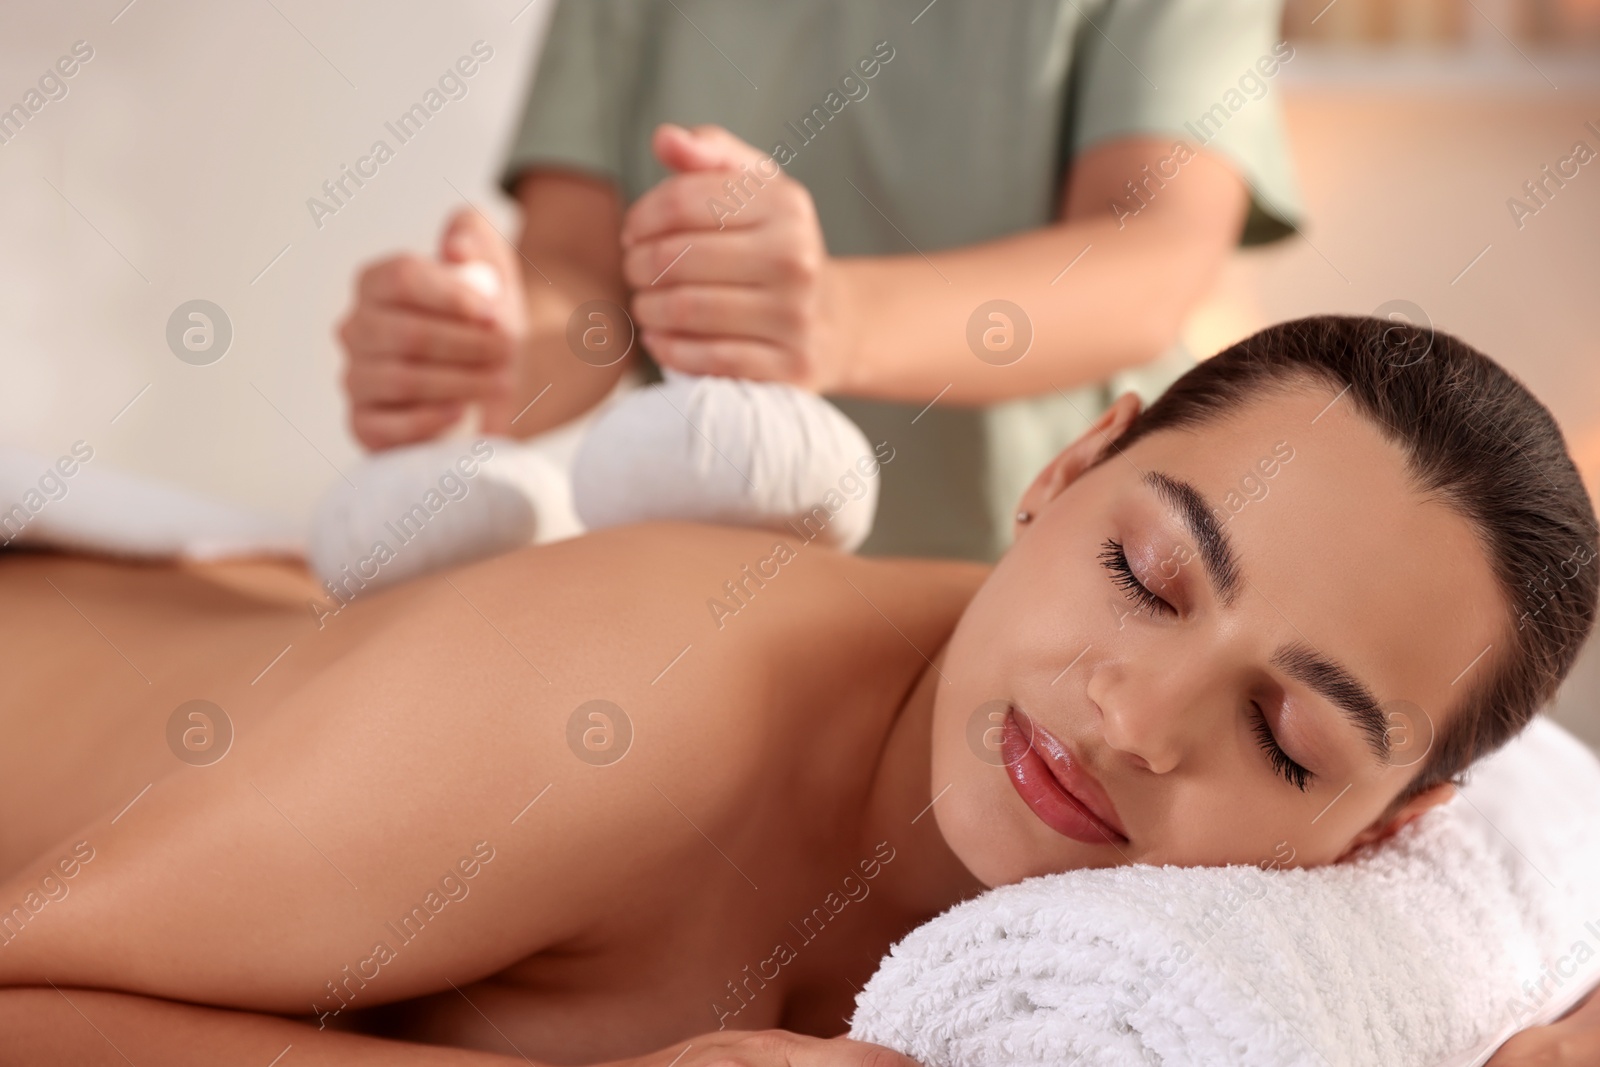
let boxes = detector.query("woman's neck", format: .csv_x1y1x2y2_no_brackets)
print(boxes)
856,643,990,928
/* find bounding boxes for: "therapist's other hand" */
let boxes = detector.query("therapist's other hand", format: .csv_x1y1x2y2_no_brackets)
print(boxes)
622,123,851,391
1487,987,1600,1066
337,208,527,450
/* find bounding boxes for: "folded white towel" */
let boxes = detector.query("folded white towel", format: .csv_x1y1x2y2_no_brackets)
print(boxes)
1,444,300,560
849,717,1600,1067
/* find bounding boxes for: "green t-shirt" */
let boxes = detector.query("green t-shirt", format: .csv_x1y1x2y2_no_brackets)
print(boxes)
502,0,1303,560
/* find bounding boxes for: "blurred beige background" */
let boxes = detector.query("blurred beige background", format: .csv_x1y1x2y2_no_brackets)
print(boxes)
0,0,562,519
1,0,1597,746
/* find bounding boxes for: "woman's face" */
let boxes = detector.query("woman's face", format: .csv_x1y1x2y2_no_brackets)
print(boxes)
931,384,1507,885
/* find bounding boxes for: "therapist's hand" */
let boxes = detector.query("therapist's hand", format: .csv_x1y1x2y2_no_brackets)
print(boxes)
621,123,853,391
337,208,527,450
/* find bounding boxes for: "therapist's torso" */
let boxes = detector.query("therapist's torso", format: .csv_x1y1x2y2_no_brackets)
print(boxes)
503,0,1301,559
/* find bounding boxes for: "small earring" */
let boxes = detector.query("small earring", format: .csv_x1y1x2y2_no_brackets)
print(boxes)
1016,510,1033,524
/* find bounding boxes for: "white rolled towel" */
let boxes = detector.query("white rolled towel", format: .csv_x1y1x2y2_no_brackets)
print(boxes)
1,444,299,560
847,717,1600,1067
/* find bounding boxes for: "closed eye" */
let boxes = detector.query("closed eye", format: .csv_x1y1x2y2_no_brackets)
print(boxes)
1098,539,1173,617
1102,537,1314,791
1251,703,1314,792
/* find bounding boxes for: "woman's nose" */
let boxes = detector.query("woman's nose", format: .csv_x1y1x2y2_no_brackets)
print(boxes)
1085,659,1208,775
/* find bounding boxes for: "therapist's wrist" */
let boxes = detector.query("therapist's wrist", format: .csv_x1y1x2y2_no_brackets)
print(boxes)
818,255,869,397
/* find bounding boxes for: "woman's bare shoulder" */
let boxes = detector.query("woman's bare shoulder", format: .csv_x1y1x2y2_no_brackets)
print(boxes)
495,521,987,587
460,521,990,653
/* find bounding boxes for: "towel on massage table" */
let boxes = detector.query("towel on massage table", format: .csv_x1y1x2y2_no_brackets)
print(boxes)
849,716,1600,1067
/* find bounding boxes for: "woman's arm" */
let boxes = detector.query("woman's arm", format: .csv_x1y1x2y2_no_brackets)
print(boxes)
621,127,1248,405
0,988,920,1067
0,988,527,1067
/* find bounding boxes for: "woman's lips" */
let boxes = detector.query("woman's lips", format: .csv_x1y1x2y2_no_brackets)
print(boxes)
999,707,1129,846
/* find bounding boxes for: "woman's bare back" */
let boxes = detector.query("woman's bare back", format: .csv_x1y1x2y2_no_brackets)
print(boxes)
0,525,985,1063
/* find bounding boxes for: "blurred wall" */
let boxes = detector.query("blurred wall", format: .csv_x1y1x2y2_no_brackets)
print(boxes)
0,0,554,521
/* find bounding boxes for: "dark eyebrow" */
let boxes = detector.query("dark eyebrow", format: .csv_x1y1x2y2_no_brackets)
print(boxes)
1271,643,1392,762
1143,471,1242,606
1140,472,1392,763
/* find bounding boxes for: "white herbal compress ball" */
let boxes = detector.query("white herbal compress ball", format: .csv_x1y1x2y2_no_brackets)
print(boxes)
308,255,880,593
572,369,877,551
307,438,571,594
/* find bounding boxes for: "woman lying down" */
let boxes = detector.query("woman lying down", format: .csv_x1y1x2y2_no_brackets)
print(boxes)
1,315,1597,1065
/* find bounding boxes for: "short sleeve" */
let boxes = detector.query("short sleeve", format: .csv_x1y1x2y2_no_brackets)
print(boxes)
497,0,649,196
1070,0,1302,245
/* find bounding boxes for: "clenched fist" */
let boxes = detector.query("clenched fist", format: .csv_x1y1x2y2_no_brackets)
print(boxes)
622,123,854,392
337,207,528,450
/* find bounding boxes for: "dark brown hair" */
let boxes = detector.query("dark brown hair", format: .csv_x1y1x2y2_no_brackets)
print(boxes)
1114,315,1598,798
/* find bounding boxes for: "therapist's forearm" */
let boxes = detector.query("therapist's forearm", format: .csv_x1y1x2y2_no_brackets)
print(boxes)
829,211,1233,407
505,169,634,440
508,257,634,437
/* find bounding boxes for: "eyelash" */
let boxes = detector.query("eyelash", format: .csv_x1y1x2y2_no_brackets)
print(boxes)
1097,539,1172,616
1251,707,1314,792
1098,538,1314,792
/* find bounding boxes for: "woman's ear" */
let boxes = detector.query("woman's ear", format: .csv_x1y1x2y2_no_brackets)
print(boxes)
1014,392,1143,534
1336,782,1457,862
